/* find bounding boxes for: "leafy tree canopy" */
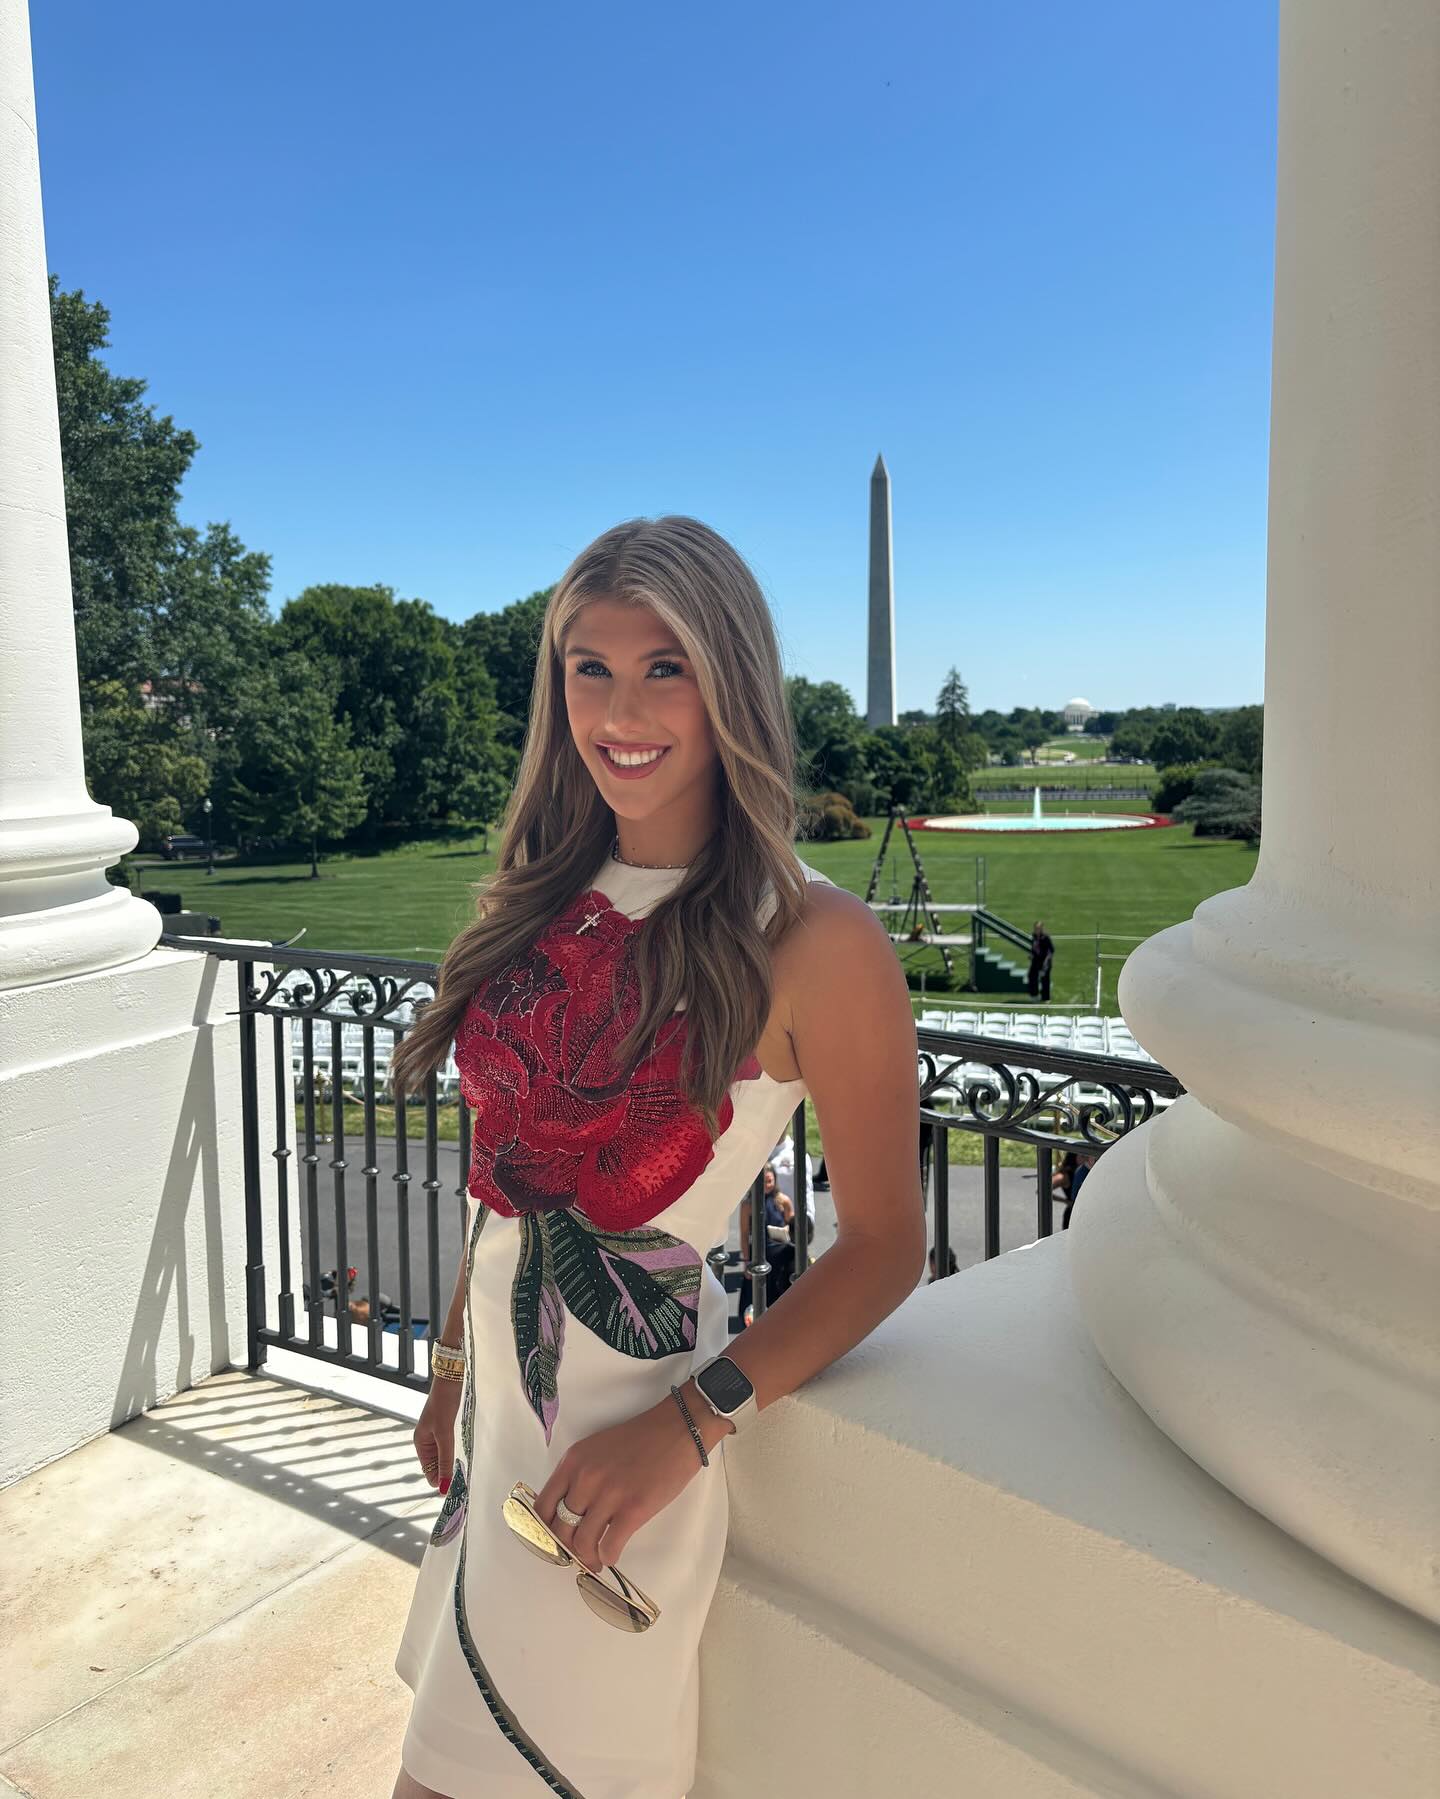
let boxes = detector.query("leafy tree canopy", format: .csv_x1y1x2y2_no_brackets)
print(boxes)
1173,767,1261,841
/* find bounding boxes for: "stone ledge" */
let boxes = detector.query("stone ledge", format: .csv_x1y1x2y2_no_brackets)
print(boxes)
699,1567,1111,1798
707,1235,1439,1798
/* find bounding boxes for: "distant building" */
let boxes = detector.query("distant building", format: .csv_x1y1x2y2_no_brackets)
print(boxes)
1062,696,1097,733
139,677,204,729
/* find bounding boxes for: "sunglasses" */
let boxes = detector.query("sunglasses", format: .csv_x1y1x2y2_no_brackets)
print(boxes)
501,1481,661,1633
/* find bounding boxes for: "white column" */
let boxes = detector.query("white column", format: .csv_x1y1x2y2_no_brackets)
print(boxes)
0,0,159,988
1070,0,1439,1622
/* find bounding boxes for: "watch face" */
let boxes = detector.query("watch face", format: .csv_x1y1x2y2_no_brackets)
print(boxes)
699,1356,753,1412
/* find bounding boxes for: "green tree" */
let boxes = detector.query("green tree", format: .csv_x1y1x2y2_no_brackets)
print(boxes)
53,276,275,849
927,739,975,813
1153,761,1223,813
80,678,210,845
462,589,551,749
1173,768,1261,841
52,278,198,691
1150,708,1219,769
276,584,508,831
787,677,866,793
228,653,370,876
1109,718,1155,762
861,726,929,809
1215,704,1264,778
149,521,273,738
934,667,987,772
1020,717,1049,763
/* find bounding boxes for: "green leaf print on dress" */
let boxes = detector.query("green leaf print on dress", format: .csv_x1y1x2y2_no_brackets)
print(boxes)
511,1206,701,1442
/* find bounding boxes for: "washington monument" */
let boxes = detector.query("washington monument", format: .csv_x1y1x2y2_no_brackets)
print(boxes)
866,453,896,728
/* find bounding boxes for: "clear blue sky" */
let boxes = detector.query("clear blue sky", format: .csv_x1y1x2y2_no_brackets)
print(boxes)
31,0,1276,715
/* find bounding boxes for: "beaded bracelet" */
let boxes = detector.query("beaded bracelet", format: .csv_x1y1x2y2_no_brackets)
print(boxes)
668,1383,710,1468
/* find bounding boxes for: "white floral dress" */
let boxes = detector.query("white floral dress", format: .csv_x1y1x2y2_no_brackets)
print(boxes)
393,851,832,1796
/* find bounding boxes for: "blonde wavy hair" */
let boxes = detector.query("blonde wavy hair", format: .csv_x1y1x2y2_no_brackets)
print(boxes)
388,515,811,1138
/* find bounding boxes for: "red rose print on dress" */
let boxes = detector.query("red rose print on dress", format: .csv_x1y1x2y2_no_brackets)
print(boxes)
454,885,761,1439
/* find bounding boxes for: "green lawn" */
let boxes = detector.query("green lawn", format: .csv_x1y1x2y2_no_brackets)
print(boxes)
129,812,1254,1013
795,819,1254,1009
1037,735,1109,761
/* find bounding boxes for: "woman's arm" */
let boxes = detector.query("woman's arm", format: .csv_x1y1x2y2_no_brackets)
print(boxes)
438,1235,468,1347
676,884,927,1438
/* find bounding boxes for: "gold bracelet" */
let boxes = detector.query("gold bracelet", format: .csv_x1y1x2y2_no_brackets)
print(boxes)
430,1339,465,1382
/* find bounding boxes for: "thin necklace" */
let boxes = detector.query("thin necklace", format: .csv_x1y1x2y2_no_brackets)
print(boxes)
610,834,693,870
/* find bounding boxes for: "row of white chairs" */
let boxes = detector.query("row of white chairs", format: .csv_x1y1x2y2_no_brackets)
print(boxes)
917,1008,1154,1062
294,1062,465,1105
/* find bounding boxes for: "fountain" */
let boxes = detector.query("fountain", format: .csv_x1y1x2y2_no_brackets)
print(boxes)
908,781,1167,835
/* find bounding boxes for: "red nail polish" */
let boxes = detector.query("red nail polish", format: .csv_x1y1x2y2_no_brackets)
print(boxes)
440,1477,450,1494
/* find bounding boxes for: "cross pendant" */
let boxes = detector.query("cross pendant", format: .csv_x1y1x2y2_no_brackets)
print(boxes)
575,907,603,935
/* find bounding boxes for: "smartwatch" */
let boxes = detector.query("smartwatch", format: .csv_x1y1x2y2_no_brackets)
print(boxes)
691,1354,758,1433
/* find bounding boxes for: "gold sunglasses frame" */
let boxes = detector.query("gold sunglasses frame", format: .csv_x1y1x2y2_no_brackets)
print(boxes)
501,1481,661,1633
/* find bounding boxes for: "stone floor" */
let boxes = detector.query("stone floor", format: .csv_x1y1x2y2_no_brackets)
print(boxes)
1,1367,433,1799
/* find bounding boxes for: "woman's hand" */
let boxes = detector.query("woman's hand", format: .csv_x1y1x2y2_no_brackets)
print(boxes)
413,1378,463,1492
534,1393,709,1575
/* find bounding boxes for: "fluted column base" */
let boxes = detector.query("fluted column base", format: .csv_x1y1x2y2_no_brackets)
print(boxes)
0,808,161,988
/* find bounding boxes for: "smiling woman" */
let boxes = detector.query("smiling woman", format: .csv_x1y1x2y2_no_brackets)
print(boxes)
383,515,925,1799
562,606,715,837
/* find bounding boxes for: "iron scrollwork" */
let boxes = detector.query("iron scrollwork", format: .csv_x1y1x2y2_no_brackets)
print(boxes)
916,1036,1177,1151
246,961,437,1029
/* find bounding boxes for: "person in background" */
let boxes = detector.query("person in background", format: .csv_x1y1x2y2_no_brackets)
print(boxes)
1028,920,1055,1001
1065,1150,1099,1225
767,1126,816,1242
927,1244,959,1282
739,1162,797,1307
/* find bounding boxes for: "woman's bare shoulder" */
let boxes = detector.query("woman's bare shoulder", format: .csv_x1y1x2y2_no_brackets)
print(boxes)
774,863,893,976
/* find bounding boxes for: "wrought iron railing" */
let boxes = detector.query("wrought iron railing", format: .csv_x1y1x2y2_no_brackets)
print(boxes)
161,933,1183,1394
